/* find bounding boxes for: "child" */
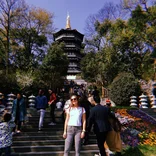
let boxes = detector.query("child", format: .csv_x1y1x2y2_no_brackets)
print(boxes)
0,113,15,156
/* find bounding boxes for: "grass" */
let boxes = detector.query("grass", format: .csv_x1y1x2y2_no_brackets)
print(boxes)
121,141,156,156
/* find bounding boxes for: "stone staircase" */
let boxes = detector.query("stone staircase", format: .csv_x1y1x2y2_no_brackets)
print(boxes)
11,108,99,156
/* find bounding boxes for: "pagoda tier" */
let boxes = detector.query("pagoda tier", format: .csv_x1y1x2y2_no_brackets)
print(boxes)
53,28,84,75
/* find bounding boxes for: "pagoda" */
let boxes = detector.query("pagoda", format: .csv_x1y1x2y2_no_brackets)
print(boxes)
53,14,84,80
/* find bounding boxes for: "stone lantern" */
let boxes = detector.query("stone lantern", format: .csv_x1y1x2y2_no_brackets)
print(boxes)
150,94,156,108
139,94,148,108
7,93,16,112
28,95,36,108
130,96,138,107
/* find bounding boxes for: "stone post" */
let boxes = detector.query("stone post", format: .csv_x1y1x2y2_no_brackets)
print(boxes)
130,96,138,107
28,95,36,108
150,95,156,108
139,94,148,108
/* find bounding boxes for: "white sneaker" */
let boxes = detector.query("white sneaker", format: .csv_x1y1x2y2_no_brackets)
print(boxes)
16,130,21,133
48,122,56,125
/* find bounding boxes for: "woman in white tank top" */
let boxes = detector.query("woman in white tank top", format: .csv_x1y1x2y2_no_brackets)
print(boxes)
63,94,86,156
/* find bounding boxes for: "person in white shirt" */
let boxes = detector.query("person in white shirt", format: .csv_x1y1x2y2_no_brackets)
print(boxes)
63,94,86,156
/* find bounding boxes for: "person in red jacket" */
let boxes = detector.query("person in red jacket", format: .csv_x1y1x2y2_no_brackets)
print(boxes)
48,89,57,125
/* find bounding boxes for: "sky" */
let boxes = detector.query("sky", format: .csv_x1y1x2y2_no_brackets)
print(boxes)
25,0,120,34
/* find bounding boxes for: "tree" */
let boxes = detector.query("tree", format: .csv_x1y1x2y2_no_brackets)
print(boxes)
83,1,155,93
80,51,97,82
0,0,23,75
0,0,55,73
11,5,55,70
93,4,156,80
109,72,141,106
95,47,120,86
84,1,125,52
40,42,69,89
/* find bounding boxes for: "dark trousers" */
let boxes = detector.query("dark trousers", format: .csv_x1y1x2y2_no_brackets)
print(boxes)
0,146,11,156
96,132,107,156
13,119,22,131
50,103,56,123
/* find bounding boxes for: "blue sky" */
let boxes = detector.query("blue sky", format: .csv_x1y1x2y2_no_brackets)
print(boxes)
25,0,120,34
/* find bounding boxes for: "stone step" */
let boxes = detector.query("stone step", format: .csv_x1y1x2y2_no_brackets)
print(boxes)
28,117,63,122
11,150,99,156
21,124,64,129
13,135,96,141
13,132,95,136
27,109,63,117
12,144,99,153
20,127,64,132
12,139,97,146
11,107,99,156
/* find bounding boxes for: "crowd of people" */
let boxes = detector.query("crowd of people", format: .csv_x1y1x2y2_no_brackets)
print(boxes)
0,85,123,156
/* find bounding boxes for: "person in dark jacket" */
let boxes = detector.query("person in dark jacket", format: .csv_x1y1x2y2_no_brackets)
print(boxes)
35,89,47,131
12,92,26,133
80,95,93,145
87,96,111,156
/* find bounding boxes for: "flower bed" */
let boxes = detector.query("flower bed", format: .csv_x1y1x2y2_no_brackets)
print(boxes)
114,108,156,147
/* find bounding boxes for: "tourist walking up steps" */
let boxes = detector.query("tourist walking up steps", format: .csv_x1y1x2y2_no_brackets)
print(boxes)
48,89,57,125
88,96,111,156
12,92,27,134
63,94,86,156
0,113,15,156
35,89,47,131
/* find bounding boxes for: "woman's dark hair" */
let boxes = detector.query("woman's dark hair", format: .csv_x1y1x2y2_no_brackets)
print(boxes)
3,113,12,122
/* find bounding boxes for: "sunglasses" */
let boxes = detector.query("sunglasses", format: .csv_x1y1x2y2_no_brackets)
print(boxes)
71,98,77,101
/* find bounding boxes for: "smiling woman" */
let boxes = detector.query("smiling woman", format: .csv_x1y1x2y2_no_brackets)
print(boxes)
63,94,86,156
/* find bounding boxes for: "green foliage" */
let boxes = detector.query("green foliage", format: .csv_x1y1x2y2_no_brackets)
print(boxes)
12,28,47,70
96,47,120,86
84,3,156,84
109,72,141,106
81,46,120,86
80,51,97,82
0,71,19,94
40,42,69,89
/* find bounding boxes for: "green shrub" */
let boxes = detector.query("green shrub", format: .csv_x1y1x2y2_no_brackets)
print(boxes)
109,72,141,106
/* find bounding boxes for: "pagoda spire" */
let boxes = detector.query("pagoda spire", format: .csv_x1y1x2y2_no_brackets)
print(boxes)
66,12,71,29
